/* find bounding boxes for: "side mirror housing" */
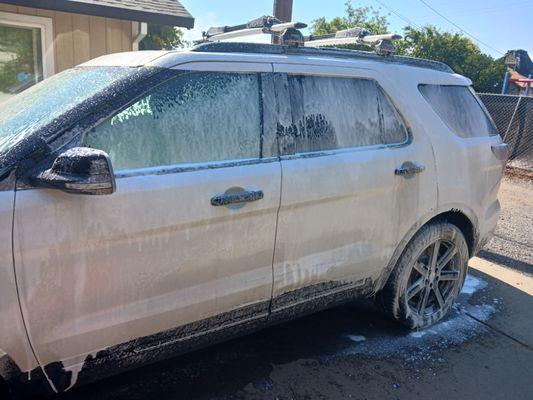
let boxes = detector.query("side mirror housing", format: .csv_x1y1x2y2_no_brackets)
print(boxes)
31,147,116,195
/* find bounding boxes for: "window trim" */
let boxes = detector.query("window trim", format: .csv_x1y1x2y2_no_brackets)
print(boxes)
279,73,411,158
0,11,55,80
418,83,499,138
83,70,267,176
114,157,280,179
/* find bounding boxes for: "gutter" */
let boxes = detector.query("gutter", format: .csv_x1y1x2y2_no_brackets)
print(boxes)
132,22,148,51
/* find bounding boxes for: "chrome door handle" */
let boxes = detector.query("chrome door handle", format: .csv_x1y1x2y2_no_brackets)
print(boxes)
211,188,264,207
395,161,425,177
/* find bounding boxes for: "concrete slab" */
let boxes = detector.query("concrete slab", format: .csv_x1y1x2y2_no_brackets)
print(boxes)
470,257,533,348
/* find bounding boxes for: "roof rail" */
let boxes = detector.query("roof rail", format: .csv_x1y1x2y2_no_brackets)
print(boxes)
196,16,401,56
191,42,454,73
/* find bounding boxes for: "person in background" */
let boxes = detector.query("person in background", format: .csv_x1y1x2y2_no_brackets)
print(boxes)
17,63,35,83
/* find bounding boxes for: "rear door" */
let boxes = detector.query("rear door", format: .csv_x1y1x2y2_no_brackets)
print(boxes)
269,64,437,310
13,63,281,390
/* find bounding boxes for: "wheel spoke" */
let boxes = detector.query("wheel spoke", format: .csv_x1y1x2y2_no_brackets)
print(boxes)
413,261,429,277
417,285,431,314
429,240,440,272
437,244,457,270
433,286,445,309
407,278,425,300
439,270,460,281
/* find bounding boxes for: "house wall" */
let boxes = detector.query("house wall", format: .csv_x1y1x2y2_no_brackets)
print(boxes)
0,4,133,72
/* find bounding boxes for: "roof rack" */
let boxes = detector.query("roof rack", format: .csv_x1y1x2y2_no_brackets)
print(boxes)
196,16,402,56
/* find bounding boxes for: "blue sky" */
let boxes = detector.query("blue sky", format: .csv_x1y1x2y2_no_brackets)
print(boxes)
180,0,532,59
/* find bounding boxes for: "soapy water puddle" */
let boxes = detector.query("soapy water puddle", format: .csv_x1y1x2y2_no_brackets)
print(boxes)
337,274,499,363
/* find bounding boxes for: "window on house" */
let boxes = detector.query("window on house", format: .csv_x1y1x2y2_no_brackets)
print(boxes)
278,75,408,154
419,84,499,137
84,72,262,170
0,13,54,103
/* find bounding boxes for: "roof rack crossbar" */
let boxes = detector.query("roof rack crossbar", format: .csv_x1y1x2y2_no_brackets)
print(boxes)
198,16,307,45
304,28,402,55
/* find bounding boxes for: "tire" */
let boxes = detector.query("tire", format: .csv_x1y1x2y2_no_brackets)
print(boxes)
379,222,469,329
0,378,10,400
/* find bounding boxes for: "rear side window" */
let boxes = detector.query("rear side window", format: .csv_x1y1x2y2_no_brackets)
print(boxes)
84,72,261,170
279,75,408,154
419,85,499,137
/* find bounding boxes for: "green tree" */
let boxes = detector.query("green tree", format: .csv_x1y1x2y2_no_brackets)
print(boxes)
310,2,506,93
311,2,389,35
311,3,389,51
400,26,506,92
140,24,187,50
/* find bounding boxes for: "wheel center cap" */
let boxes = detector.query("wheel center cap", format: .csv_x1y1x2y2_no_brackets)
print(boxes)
429,271,436,282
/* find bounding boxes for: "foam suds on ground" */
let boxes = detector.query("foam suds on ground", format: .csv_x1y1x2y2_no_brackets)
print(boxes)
460,274,488,294
346,335,367,342
340,274,498,363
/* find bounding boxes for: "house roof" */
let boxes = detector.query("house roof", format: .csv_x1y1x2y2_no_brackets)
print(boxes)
505,50,533,77
0,0,194,28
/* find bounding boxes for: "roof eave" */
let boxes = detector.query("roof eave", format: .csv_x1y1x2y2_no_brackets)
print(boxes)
0,0,195,28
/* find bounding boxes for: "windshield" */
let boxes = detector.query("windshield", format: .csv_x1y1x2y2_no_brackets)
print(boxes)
0,67,138,155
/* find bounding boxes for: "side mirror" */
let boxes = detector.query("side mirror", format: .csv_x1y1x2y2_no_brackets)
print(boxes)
31,147,116,195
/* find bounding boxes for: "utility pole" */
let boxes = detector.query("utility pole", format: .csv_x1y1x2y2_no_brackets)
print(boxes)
272,0,293,44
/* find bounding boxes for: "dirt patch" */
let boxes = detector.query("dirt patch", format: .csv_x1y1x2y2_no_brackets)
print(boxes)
505,166,533,182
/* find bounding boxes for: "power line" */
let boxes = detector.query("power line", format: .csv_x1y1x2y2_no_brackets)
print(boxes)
373,0,421,30
416,0,505,55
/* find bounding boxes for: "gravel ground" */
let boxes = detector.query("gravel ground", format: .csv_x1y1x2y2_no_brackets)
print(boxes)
61,177,533,400
479,176,533,273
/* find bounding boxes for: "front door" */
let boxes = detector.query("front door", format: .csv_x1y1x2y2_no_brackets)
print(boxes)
13,64,281,391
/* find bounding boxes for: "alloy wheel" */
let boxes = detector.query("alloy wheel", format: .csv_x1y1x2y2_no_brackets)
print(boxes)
406,239,461,317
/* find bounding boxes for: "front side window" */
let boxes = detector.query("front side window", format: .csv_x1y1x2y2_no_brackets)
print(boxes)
278,75,408,154
419,84,499,137
84,72,262,170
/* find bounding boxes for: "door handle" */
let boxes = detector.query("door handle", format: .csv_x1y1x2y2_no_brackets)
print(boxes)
395,161,425,177
211,188,264,207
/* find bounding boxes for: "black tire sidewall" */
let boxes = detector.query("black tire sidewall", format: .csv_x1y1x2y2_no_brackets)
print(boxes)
391,222,469,329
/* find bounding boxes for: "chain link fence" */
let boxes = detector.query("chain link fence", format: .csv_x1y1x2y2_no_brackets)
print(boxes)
479,93,533,172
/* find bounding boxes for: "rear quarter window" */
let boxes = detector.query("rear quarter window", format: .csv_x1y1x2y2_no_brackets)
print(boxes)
419,84,499,138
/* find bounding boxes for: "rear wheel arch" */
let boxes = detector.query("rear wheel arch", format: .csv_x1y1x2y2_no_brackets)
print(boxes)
373,207,477,294
426,210,476,257
379,221,469,328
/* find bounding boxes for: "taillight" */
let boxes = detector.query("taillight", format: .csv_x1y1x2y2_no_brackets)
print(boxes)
491,143,510,162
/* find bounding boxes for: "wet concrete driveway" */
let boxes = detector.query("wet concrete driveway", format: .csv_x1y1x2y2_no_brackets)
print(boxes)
60,178,533,400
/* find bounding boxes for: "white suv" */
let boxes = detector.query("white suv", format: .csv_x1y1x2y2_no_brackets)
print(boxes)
0,41,506,397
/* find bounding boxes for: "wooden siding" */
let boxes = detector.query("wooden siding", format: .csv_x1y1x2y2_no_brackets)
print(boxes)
0,4,133,72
